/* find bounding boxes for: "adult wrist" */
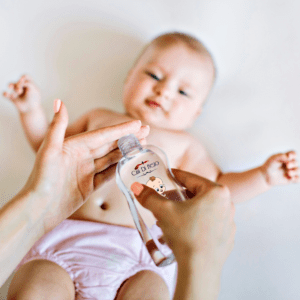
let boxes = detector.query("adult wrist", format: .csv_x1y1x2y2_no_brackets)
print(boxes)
176,251,223,276
1,187,46,246
175,253,222,300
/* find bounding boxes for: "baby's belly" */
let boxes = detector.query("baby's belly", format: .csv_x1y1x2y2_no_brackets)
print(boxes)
68,177,157,229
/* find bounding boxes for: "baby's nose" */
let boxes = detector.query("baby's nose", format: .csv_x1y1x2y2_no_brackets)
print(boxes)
154,80,173,99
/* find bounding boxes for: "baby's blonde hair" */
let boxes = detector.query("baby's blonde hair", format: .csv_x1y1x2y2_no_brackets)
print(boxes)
134,31,216,84
151,32,210,55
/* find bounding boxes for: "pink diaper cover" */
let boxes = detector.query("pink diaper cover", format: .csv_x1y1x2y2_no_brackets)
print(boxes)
16,219,177,300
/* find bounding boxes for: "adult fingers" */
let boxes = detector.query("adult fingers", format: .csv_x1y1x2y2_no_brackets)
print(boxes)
94,148,123,173
131,125,150,141
170,168,221,197
68,120,143,151
94,138,147,176
41,99,69,150
131,183,172,220
90,125,149,159
93,137,148,189
94,163,118,189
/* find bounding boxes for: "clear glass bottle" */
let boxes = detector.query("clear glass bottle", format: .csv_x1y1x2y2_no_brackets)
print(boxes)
116,134,191,267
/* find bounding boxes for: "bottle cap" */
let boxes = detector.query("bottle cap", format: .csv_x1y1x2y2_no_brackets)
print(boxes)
118,134,143,157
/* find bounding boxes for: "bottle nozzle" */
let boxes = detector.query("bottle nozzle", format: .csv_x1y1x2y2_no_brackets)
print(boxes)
118,134,143,157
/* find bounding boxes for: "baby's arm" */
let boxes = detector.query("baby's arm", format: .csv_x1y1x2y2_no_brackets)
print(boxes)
217,151,299,203
3,75,94,152
179,135,299,204
3,75,48,152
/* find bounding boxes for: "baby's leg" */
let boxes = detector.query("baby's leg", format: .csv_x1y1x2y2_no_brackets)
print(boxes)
115,270,170,300
7,259,75,300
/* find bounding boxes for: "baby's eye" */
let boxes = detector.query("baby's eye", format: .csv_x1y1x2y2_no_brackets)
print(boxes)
146,71,160,81
156,188,160,192
179,90,188,96
160,185,164,188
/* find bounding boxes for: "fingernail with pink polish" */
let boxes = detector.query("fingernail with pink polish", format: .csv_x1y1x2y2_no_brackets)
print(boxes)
54,99,62,113
131,182,144,196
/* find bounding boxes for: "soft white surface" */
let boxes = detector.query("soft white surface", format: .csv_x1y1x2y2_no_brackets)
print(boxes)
1,1,300,299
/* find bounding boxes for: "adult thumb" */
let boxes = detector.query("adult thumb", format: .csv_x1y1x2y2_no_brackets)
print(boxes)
130,182,172,220
42,99,69,149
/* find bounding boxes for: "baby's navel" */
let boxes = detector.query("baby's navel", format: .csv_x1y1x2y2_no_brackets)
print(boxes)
100,202,109,210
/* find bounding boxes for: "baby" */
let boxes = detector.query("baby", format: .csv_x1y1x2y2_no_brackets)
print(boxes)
4,32,299,300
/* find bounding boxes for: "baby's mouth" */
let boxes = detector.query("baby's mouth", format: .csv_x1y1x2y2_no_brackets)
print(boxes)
145,99,163,110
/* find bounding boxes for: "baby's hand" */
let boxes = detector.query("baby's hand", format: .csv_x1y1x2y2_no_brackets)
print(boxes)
262,151,300,186
3,75,41,113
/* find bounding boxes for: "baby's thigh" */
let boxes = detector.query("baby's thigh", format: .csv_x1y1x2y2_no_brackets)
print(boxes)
115,270,170,300
7,259,75,300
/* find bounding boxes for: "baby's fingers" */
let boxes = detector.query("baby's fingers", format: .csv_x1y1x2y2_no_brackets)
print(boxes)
271,151,297,164
20,74,33,83
286,168,300,180
8,81,24,95
3,91,10,98
288,173,300,183
8,83,15,90
268,153,288,163
286,151,297,160
291,175,300,183
15,82,26,95
3,90,18,101
285,160,298,170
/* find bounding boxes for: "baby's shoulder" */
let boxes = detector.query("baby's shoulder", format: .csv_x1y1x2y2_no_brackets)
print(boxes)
150,128,193,153
163,130,207,156
86,108,130,130
162,130,198,146
87,108,117,119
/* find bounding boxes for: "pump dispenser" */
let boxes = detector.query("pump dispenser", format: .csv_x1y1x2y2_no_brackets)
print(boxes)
116,134,190,267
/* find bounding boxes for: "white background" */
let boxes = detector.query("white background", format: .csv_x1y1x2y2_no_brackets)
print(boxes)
1,0,300,299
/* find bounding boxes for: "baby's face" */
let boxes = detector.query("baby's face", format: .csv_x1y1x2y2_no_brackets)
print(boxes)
146,178,166,195
122,43,214,130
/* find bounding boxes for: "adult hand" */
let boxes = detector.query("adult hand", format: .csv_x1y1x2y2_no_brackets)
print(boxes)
131,168,235,269
21,99,149,234
131,169,235,300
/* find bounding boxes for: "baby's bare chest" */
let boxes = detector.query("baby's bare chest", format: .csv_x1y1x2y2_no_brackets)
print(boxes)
87,110,188,168
69,109,189,226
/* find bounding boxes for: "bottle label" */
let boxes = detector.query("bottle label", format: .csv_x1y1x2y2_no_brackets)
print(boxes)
120,150,187,201
131,160,159,177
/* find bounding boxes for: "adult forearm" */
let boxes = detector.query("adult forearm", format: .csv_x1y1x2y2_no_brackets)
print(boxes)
173,255,222,300
0,190,45,286
217,166,271,204
19,106,48,152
